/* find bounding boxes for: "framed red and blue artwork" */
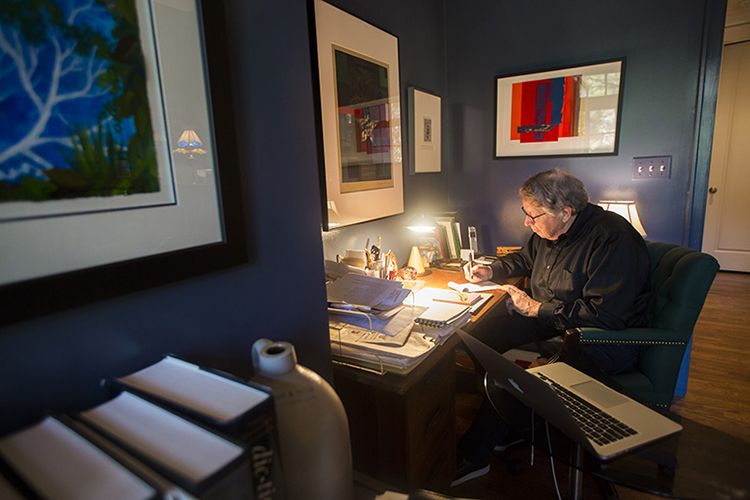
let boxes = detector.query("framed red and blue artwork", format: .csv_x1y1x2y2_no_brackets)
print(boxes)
495,59,624,158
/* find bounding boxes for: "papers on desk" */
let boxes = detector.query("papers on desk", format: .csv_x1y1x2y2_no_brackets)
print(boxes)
414,301,470,328
327,276,497,374
330,328,438,374
328,305,426,346
447,280,502,293
327,273,412,312
410,287,492,316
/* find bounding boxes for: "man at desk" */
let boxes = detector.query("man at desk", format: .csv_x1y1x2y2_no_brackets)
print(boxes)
454,168,650,486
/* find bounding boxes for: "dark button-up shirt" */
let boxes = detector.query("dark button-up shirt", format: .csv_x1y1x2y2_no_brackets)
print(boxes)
490,203,649,332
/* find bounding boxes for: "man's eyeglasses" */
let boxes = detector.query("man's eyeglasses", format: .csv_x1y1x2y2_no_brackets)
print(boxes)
521,206,547,223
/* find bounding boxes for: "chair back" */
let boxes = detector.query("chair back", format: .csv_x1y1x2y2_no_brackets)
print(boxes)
645,241,719,334
626,242,719,406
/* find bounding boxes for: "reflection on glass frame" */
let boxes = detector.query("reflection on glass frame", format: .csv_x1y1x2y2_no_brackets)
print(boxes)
408,87,441,173
0,0,246,325
313,0,404,231
495,59,624,158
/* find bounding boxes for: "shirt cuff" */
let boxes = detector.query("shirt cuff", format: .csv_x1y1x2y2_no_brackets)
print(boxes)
537,301,558,322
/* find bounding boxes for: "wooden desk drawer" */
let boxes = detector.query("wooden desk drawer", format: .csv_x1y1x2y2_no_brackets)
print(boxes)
405,352,456,488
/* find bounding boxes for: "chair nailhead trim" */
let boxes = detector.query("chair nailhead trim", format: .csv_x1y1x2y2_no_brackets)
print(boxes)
580,339,685,346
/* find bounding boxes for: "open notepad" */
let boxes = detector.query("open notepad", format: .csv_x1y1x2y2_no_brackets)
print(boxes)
414,301,470,328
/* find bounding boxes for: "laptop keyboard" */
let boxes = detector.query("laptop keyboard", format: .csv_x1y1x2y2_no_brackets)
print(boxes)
536,373,638,446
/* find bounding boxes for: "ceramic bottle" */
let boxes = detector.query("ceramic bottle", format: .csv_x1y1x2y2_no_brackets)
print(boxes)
251,339,353,500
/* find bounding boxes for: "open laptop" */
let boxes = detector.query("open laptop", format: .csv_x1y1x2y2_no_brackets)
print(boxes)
459,331,682,460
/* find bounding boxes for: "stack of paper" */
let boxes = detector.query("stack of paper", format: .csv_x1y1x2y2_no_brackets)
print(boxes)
328,304,426,347
330,327,438,374
327,273,412,312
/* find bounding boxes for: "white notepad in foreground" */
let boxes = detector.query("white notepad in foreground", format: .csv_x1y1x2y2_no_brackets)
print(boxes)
116,356,268,423
80,392,243,485
0,417,155,500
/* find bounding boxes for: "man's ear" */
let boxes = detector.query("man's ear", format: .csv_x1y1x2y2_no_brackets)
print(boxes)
561,207,574,222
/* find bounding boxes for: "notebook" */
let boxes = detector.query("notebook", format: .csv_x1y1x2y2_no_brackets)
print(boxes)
459,331,683,460
414,301,470,328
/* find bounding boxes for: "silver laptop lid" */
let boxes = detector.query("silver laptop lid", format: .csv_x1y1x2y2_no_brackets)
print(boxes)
458,330,682,460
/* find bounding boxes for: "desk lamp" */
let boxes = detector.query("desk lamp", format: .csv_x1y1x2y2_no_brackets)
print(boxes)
174,129,207,159
406,214,436,276
598,200,647,237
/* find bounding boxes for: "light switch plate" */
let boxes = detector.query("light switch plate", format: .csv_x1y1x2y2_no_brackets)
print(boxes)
633,156,671,179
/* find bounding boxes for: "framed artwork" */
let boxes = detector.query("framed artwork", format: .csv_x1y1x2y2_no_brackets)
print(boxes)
408,87,441,174
0,0,245,324
495,59,625,158
311,0,404,231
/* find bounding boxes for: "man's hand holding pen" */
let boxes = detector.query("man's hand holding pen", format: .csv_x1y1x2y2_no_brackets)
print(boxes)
463,262,492,283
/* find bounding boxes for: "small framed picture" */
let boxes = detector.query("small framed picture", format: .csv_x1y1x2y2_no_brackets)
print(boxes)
495,58,624,158
408,87,441,173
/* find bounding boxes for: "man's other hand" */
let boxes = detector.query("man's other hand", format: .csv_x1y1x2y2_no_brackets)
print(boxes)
498,284,541,317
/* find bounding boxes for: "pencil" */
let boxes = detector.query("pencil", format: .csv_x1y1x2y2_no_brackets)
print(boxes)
432,298,471,306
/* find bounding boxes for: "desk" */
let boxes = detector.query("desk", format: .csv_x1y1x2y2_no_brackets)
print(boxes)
332,269,517,490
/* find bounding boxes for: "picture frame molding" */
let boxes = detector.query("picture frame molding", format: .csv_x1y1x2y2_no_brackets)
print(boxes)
408,86,442,174
494,57,626,159
309,0,405,231
0,0,246,325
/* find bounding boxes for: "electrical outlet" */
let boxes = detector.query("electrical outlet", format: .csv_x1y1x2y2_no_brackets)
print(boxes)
633,156,671,179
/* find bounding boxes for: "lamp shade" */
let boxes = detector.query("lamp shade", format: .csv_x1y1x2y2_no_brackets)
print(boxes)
174,129,207,157
406,214,436,234
598,200,647,237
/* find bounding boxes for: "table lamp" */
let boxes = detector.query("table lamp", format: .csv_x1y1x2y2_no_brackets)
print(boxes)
598,200,647,237
174,129,207,159
406,214,435,276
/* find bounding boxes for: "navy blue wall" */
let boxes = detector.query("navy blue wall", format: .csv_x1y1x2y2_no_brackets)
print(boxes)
0,0,331,433
443,0,716,252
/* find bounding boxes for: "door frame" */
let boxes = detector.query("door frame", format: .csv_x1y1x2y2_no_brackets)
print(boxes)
687,0,729,250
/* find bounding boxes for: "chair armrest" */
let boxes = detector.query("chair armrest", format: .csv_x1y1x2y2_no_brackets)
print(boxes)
564,327,689,346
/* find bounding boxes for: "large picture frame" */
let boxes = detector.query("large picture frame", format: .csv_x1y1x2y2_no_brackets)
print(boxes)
0,0,245,325
311,0,404,231
408,87,442,174
495,59,625,158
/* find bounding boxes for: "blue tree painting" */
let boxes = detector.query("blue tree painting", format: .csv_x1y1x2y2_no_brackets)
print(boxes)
0,0,159,204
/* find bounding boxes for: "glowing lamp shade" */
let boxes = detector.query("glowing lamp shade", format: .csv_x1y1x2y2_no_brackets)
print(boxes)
405,214,435,276
406,214,436,234
174,129,207,158
598,200,647,237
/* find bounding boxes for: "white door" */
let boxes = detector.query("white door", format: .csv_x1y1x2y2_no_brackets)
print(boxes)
702,41,750,272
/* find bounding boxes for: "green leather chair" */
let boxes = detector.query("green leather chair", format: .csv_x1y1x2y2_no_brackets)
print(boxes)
565,241,719,408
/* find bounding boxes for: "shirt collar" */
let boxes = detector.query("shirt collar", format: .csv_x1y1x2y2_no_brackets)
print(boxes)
559,203,597,242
